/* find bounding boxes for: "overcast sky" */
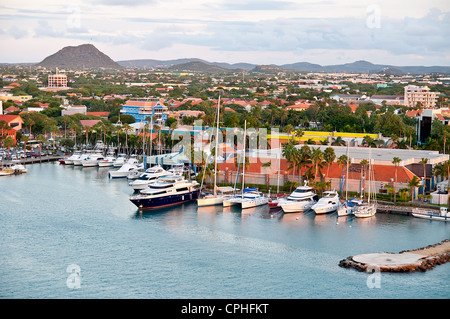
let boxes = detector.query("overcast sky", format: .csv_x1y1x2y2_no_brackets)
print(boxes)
1,0,449,66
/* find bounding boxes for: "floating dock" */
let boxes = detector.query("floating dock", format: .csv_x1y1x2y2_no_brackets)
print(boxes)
339,239,450,272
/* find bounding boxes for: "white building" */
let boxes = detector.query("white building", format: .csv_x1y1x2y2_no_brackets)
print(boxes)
404,85,439,108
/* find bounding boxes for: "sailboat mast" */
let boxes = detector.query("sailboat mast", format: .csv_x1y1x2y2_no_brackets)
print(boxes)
345,144,349,201
368,147,372,204
241,120,247,199
213,96,221,196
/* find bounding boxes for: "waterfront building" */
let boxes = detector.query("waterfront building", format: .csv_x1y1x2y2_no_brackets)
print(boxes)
120,98,168,124
404,85,439,108
406,108,450,144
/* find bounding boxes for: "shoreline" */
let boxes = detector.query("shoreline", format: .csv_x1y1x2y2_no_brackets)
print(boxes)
339,239,450,272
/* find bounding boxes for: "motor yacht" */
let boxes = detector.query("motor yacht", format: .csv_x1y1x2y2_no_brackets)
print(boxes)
311,190,340,214
113,153,127,167
81,153,104,167
278,183,319,213
64,151,81,165
129,165,170,191
98,152,116,167
129,175,200,210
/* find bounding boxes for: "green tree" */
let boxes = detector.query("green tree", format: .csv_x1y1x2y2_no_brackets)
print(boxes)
392,157,402,203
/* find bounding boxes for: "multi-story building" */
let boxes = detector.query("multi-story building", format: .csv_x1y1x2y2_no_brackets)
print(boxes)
120,98,168,124
404,85,439,108
48,69,68,88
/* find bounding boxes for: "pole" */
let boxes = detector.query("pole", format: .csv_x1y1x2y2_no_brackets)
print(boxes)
213,95,221,196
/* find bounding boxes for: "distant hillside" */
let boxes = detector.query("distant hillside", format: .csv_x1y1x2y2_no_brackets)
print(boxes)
117,57,450,74
252,65,285,73
167,61,230,73
38,44,121,70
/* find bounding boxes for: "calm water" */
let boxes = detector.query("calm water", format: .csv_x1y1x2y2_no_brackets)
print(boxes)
1,162,449,299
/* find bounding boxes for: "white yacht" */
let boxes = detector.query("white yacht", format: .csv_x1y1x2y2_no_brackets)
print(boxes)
64,151,81,165
311,190,340,214
197,186,235,207
109,157,141,179
129,165,170,191
98,152,116,167
337,198,363,216
73,152,90,166
81,153,104,167
113,153,127,167
353,148,377,218
278,183,319,213
129,175,200,210
222,188,269,209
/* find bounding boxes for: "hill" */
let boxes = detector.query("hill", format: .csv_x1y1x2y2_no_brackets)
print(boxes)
38,44,121,70
167,61,230,73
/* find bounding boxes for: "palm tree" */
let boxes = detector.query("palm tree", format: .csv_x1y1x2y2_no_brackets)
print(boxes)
392,157,402,203
323,147,336,180
310,148,324,187
282,140,297,185
331,136,346,146
407,176,421,202
419,158,428,202
297,145,311,184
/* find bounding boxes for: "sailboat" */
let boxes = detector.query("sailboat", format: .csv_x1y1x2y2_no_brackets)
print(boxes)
223,120,269,209
353,147,377,218
197,96,227,207
337,144,354,216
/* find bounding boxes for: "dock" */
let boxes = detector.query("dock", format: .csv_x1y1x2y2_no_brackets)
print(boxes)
1,155,61,166
339,239,450,272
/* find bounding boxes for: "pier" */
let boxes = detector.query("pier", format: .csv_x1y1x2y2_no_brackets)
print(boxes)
339,239,450,272
1,155,61,166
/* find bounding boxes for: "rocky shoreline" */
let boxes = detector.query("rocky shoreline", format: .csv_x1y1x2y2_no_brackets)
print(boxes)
339,239,450,272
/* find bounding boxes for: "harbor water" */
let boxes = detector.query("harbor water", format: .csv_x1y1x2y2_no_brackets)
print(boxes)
1,162,449,299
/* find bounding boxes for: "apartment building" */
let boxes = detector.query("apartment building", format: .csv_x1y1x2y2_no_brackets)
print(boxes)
404,85,439,108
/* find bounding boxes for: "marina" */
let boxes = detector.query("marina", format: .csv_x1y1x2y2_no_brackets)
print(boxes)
1,161,449,299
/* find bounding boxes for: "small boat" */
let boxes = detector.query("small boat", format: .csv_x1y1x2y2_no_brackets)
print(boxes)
64,151,81,165
278,182,319,213
10,161,27,173
337,198,363,217
129,175,200,210
73,152,90,166
412,207,450,222
81,153,104,167
0,167,14,176
98,152,116,167
113,153,127,167
311,190,340,214
108,157,140,178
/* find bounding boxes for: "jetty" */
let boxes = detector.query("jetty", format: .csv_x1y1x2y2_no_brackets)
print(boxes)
339,239,450,272
0,155,61,166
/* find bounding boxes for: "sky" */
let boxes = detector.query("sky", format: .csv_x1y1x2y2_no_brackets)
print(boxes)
1,0,450,66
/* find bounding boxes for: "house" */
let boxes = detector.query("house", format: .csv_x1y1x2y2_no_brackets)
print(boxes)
120,98,168,124
330,94,368,103
0,114,24,145
4,106,20,114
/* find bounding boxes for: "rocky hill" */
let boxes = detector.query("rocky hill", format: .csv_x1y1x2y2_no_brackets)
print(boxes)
38,44,121,70
167,61,230,73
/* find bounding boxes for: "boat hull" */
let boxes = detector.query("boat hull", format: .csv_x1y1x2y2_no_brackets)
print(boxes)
130,190,200,210
353,204,377,218
279,200,315,213
412,213,449,222
98,161,114,167
197,196,224,207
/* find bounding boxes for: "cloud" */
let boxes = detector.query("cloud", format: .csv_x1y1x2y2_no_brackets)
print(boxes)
8,26,28,39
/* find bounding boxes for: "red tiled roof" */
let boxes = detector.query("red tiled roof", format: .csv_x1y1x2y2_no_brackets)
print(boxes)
86,112,110,117
0,114,24,124
80,119,102,128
